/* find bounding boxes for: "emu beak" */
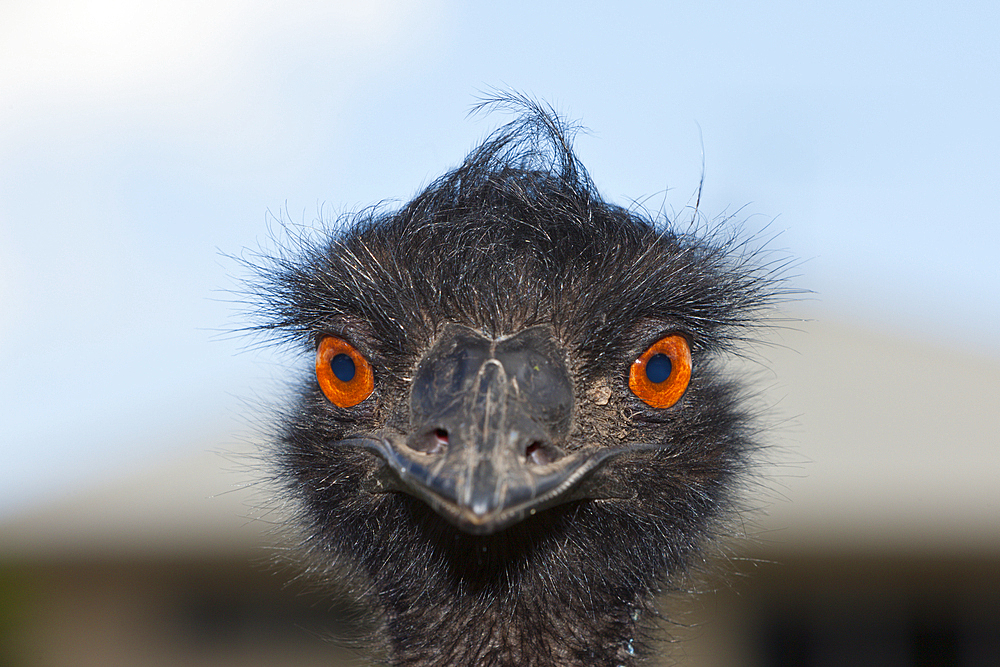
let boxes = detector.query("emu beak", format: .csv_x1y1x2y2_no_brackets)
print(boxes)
341,324,645,534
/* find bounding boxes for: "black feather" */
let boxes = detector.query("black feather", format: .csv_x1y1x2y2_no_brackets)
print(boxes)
245,96,789,666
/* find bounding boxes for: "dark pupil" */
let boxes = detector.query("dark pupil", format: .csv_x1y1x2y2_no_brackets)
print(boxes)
645,353,672,384
330,353,356,383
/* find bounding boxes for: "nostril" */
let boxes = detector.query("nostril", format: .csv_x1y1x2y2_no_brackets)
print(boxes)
525,441,553,466
410,428,448,455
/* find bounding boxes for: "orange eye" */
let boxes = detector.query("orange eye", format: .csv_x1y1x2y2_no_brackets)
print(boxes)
316,336,374,408
629,334,692,409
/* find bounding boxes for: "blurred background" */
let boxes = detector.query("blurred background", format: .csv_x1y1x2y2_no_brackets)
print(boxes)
2,1,998,665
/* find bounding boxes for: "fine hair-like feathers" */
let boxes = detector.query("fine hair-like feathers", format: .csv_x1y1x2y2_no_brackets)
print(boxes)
246,96,788,666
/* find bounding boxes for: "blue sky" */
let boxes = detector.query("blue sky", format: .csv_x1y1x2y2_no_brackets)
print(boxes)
2,0,998,515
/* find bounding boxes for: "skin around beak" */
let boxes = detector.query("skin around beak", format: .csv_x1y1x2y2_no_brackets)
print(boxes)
345,324,645,534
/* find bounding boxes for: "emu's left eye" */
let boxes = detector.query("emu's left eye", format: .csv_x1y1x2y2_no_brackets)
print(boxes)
629,334,692,408
316,336,374,408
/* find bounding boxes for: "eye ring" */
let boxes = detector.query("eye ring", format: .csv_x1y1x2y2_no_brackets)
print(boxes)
316,336,374,408
629,334,692,409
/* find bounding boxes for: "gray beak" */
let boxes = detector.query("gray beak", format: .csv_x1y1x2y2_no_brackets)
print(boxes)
344,324,651,534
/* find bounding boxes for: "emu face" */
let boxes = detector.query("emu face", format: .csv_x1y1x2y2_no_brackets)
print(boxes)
338,321,694,535
250,99,783,666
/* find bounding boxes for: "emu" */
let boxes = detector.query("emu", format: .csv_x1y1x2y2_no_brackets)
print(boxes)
247,98,784,666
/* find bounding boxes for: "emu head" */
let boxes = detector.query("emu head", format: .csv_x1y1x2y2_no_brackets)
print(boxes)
246,98,784,665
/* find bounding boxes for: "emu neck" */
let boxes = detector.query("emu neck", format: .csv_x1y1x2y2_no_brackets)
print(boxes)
366,518,654,667
379,583,646,667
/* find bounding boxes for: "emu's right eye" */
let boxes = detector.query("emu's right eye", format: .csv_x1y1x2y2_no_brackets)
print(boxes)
316,337,374,408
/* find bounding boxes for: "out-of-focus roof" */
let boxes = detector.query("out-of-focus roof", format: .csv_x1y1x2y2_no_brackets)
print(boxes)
0,442,287,558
